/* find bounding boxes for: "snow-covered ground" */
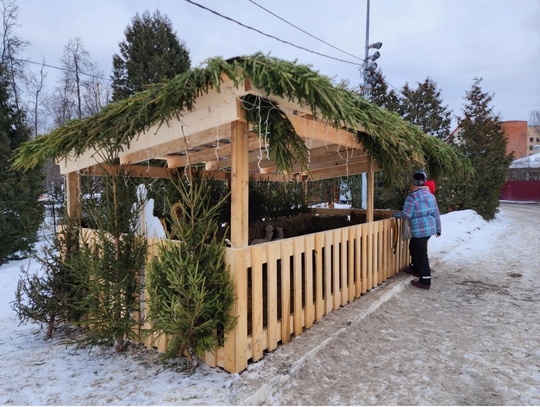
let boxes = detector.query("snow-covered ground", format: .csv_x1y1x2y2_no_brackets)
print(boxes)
0,204,532,405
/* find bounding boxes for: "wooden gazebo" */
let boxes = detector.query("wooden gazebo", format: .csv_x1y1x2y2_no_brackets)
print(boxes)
14,53,469,372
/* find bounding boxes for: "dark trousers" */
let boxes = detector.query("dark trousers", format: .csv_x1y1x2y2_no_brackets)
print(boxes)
409,236,431,285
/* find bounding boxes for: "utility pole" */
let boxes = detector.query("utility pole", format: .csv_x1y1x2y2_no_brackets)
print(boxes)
361,0,382,209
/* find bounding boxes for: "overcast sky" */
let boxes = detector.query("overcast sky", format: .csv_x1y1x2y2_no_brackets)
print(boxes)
16,0,540,127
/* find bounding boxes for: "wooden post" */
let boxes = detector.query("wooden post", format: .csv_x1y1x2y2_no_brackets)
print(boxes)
223,113,250,373
65,171,82,220
230,119,249,248
366,155,374,223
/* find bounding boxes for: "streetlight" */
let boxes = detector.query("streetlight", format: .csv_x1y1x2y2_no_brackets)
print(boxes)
361,0,382,209
362,0,382,97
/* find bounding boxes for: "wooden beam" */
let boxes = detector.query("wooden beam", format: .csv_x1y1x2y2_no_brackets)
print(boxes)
59,86,241,174
306,162,370,181
81,164,170,178
289,115,363,150
120,123,233,165
165,133,265,169
246,86,368,136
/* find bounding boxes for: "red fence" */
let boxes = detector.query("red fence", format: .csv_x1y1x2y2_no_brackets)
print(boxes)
500,181,540,202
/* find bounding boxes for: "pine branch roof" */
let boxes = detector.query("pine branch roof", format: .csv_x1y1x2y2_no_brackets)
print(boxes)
12,52,470,184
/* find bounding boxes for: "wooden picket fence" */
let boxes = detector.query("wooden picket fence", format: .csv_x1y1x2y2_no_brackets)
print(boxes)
136,217,409,373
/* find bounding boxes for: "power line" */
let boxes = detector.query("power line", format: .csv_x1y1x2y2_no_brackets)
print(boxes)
21,58,111,82
184,0,363,67
247,0,362,62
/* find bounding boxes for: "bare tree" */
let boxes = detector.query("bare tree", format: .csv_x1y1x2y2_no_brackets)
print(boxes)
26,58,47,136
0,0,28,110
50,38,108,126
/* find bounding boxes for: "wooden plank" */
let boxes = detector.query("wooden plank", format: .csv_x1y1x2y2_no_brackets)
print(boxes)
373,222,379,286
355,225,362,298
314,233,324,321
304,234,315,329
266,242,279,351
324,231,333,315
293,237,303,336
280,239,292,344
223,248,248,373
204,349,218,368
340,228,348,305
361,224,368,293
251,245,264,362
348,227,355,300
367,222,374,290
379,222,385,283
332,229,341,310
383,222,388,279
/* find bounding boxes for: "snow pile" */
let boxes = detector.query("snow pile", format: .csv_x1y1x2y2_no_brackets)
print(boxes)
509,151,540,168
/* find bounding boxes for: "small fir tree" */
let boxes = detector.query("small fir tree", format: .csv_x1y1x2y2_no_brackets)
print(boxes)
146,173,236,365
72,163,147,352
12,216,85,339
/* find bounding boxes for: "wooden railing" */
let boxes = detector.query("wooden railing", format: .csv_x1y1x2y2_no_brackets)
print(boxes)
83,217,409,373
207,217,407,372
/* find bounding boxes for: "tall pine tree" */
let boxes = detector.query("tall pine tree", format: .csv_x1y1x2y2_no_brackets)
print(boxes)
399,78,452,140
444,77,512,220
111,10,191,101
0,64,44,264
368,70,401,113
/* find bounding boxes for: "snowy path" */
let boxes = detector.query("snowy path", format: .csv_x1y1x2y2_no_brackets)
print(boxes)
0,203,538,405
269,203,540,405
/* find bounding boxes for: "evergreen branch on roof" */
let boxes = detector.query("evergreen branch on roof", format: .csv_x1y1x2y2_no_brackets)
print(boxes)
12,52,470,183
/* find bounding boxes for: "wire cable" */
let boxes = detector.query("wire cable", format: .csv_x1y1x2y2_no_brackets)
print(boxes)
21,58,111,82
247,0,362,61
184,0,363,66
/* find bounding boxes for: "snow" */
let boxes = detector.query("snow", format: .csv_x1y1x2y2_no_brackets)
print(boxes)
509,151,540,168
0,205,520,405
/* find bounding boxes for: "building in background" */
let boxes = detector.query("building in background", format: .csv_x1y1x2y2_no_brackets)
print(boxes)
501,120,528,158
450,120,539,159
500,151,540,202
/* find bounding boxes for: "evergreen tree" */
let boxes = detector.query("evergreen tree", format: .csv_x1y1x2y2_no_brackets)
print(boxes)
441,77,512,220
399,78,452,140
0,64,44,264
146,173,236,365
12,215,85,339
111,10,191,101
368,70,400,113
367,74,454,209
73,163,147,352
